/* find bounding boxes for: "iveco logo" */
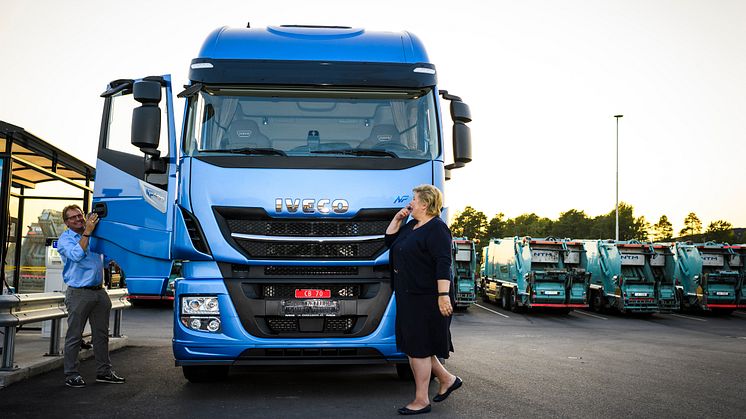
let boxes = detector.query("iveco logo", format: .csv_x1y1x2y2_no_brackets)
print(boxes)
275,198,349,214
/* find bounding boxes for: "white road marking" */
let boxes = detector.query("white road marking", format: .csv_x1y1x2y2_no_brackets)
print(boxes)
734,311,746,315
671,313,707,322
474,303,510,318
573,310,608,320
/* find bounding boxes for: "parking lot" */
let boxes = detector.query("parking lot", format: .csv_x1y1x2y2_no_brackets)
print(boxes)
2,303,745,418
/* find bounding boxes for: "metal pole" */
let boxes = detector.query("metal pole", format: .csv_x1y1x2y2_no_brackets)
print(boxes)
614,115,623,241
1,325,16,370
47,317,62,356
113,309,122,338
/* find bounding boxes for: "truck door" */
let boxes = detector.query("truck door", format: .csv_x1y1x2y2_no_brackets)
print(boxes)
91,76,177,296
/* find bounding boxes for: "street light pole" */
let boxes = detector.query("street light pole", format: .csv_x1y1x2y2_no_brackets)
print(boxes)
614,114,623,241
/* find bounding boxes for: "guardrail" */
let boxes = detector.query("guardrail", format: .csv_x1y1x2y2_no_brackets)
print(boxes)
0,288,131,370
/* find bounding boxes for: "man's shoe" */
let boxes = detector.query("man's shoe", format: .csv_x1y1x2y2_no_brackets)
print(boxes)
433,376,462,402
397,404,431,415
65,375,86,388
96,371,126,384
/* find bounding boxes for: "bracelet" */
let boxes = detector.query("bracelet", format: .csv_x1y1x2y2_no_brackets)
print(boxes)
83,234,91,237
438,292,449,296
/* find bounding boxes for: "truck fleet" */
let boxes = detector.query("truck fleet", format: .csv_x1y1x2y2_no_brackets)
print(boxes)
90,24,472,382
478,238,743,315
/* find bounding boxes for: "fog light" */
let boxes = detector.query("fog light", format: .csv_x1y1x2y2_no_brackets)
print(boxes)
190,318,202,330
207,319,221,332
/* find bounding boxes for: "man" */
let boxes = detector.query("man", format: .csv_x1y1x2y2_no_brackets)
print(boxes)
57,204,125,388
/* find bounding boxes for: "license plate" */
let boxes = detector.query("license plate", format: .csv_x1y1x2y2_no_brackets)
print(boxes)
295,289,331,299
716,291,730,296
544,291,560,295
282,299,339,317
634,292,649,297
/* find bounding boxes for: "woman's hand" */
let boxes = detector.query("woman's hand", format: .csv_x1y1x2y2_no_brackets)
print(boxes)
394,205,412,222
438,295,453,317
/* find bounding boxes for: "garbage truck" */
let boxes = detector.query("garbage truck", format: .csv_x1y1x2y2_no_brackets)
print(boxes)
451,238,477,310
89,24,473,382
673,242,745,313
481,237,589,312
649,243,678,312
583,240,660,314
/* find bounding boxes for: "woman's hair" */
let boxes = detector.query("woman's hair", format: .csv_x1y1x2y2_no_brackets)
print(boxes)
413,184,443,217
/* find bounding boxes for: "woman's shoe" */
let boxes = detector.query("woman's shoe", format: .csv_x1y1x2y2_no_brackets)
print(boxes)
397,404,431,415
433,376,462,402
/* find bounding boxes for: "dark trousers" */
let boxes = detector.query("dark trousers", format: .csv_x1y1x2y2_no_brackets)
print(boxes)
64,287,112,377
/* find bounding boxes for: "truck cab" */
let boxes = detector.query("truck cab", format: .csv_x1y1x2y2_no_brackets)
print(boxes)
90,25,472,381
674,242,744,313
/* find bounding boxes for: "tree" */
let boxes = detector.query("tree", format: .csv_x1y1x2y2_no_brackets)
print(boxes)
679,212,702,237
486,213,505,240
704,220,734,243
588,202,645,240
652,215,673,241
450,206,488,242
504,213,553,238
633,216,651,242
551,209,592,239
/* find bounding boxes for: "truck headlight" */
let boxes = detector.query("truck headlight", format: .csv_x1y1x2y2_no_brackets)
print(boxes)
181,296,221,333
182,296,220,315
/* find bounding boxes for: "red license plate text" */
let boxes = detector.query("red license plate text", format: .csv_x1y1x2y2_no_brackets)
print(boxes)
295,289,331,299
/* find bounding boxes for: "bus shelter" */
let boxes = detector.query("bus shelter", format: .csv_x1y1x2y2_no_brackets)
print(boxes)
0,121,95,294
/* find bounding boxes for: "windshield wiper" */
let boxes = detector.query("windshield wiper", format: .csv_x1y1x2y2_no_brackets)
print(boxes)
309,148,396,158
201,147,287,156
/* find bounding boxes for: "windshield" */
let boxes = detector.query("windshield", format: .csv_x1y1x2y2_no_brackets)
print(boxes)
184,86,439,159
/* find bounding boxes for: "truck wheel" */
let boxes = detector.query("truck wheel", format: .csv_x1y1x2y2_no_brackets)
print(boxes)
590,291,604,313
501,288,512,311
182,365,229,383
510,290,521,313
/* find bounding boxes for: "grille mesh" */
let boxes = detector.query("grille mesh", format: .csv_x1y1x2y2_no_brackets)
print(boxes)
227,219,389,237
263,266,359,276
265,316,356,334
235,240,383,259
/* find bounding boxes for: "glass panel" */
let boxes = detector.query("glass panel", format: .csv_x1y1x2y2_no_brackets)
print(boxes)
4,195,19,293
185,87,438,160
106,88,169,157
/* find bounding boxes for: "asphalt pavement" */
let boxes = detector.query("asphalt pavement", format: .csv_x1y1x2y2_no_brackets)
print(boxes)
1,301,745,418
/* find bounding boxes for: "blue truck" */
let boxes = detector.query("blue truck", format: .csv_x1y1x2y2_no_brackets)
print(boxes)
481,237,589,313
674,242,745,314
90,25,472,381
583,240,661,314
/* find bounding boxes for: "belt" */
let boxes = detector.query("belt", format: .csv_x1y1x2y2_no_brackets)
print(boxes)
71,285,103,290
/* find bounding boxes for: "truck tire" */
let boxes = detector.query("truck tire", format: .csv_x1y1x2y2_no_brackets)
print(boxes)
510,290,521,313
182,365,229,383
590,290,604,313
501,288,511,311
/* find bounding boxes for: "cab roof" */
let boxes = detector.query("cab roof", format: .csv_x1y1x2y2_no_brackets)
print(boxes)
197,25,430,63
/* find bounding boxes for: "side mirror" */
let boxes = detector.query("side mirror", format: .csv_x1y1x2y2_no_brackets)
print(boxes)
439,91,473,179
131,80,162,156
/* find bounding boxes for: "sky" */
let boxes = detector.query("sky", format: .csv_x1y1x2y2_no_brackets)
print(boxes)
1,0,744,234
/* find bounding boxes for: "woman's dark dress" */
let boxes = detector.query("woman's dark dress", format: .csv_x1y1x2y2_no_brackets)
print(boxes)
385,217,454,358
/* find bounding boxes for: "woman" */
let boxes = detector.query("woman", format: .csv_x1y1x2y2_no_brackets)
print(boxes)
385,184,463,415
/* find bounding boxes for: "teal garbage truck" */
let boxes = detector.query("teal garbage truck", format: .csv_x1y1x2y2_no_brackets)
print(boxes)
674,242,745,313
481,237,589,312
649,243,678,312
583,240,660,314
451,238,477,310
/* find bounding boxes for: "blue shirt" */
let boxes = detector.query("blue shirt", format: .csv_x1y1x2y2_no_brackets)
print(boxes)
57,228,108,288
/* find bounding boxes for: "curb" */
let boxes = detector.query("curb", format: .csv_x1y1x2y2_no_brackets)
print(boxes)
0,336,128,388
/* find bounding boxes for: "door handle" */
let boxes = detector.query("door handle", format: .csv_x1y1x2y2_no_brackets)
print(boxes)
92,202,108,218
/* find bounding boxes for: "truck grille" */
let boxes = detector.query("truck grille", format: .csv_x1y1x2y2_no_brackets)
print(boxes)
263,266,359,276
214,207,397,260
